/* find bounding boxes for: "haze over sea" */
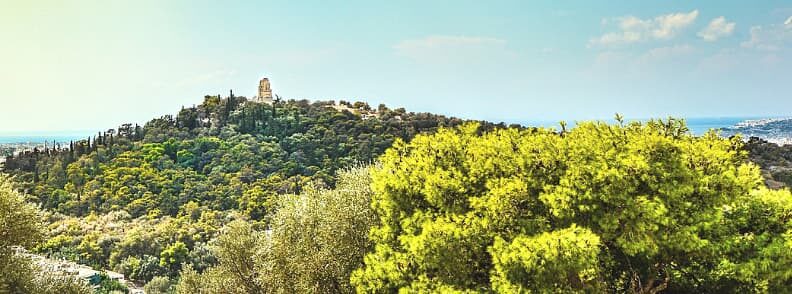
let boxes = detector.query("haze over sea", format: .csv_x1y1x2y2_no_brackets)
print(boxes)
0,134,90,144
0,117,771,144
520,117,760,135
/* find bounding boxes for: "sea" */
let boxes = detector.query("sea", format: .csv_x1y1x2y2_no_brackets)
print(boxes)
0,135,90,144
685,117,761,135
519,117,762,136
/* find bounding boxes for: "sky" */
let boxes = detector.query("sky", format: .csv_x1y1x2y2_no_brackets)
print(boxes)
1,0,791,133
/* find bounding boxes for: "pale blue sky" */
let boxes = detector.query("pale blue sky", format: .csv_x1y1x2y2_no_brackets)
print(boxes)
1,1,790,133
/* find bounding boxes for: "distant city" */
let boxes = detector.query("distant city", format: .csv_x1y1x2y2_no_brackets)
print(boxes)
719,118,792,145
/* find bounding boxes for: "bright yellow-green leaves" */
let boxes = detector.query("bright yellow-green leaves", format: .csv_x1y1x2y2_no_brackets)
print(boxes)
159,241,189,272
490,225,601,293
354,119,792,293
712,187,792,292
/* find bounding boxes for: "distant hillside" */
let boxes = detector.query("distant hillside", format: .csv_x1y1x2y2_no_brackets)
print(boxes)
2,95,504,218
6,96,792,289
743,137,792,189
713,118,792,189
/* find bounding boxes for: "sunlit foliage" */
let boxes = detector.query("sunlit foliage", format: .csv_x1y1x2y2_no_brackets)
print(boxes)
352,120,792,293
0,174,91,294
176,167,375,293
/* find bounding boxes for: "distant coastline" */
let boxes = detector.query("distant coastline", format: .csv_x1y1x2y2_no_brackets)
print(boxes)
0,116,788,144
516,117,764,136
0,134,90,144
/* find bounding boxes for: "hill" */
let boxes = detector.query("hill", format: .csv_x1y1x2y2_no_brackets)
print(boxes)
5,96,792,292
3,95,506,218
1,94,505,284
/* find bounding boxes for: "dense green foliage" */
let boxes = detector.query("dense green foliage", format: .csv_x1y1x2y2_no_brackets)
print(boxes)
176,167,375,293
351,121,792,293
1,96,484,285
39,202,235,280
5,91,792,293
94,273,129,294
4,97,478,219
743,137,792,189
0,174,92,294
143,276,174,294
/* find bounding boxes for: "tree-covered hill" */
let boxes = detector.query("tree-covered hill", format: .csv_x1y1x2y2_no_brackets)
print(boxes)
742,137,792,189
171,120,792,293
5,94,792,293
0,95,505,288
3,95,500,219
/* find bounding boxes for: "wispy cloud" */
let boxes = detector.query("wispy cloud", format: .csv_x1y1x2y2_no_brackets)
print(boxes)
589,44,695,78
741,18,792,51
698,16,736,41
697,47,786,74
589,10,699,47
639,44,695,62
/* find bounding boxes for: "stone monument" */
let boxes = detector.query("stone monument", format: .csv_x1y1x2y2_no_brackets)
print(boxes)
257,78,273,104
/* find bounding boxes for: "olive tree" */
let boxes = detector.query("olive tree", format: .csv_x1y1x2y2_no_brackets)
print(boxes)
176,166,376,293
0,174,91,294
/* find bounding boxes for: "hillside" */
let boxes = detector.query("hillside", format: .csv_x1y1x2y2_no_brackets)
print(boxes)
4,95,505,217
1,94,502,285
743,137,792,189
4,98,792,292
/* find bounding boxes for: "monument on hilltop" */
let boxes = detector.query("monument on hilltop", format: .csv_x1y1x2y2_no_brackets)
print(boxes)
257,77,273,104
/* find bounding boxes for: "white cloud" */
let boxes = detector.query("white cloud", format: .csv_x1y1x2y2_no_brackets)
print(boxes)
741,20,792,51
652,10,700,39
698,16,735,41
589,10,699,46
394,36,513,63
786,16,792,26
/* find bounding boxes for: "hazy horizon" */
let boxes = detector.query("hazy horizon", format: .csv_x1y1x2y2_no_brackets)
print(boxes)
0,115,775,139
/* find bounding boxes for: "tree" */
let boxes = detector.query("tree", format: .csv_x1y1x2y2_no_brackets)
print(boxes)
0,174,91,293
160,242,189,274
143,276,173,294
0,174,44,251
176,166,376,293
351,120,792,293
266,166,376,293
1,173,46,292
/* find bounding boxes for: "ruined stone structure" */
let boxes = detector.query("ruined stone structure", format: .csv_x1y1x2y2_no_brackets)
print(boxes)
257,78,273,104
